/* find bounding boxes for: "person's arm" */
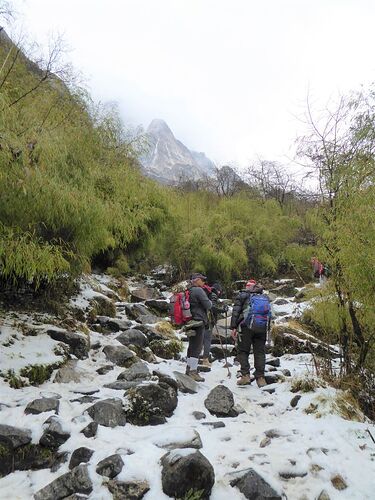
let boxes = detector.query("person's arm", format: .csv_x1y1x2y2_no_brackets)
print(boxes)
230,292,245,329
197,287,212,311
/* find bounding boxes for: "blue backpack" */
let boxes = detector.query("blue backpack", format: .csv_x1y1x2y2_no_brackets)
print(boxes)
242,293,271,332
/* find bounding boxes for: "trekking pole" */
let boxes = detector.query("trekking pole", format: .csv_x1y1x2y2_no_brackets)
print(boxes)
214,323,231,378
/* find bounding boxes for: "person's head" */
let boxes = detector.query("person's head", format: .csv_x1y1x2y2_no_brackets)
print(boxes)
246,279,257,289
190,272,207,287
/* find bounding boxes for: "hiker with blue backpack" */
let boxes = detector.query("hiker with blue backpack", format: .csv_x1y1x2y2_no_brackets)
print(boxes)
230,279,272,387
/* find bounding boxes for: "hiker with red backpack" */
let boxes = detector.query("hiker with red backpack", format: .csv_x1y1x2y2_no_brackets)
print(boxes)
230,279,272,388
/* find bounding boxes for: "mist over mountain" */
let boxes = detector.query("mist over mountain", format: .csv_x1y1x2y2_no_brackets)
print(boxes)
141,119,215,184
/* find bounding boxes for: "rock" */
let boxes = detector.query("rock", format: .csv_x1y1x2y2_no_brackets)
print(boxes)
107,479,150,500
262,387,276,394
264,373,282,384
204,385,238,417
39,419,70,449
155,430,203,450
0,424,31,449
54,360,82,384
104,381,140,390
81,422,98,438
103,345,137,367
0,442,59,477
107,318,133,331
46,328,89,359
131,286,160,302
96,365,114,375
290,395,302,408
126,383,178,425
233,404,246,414
69,448,94,469
269,283,298,297
34,464,93,500
265,358,280,367
281,369,291,377
136,324,163,342
70,396,99,404
193,411,206,420
118,361,150,382
331,474,348,490
264,429,284,439
116,329,148,348
153,371,179,391
86,399,126,427
161,449,215,499
25,397,59,415
230,467,282,499
137,314,160,325
89,295,116,318
210,345,233,361
96,454,124,478
144,299,170,314
125,303,153,321
273,298,289,305
259,437,271,448
317,490,331,500
201,421,225,429
279,469,307,479
173,371,198,394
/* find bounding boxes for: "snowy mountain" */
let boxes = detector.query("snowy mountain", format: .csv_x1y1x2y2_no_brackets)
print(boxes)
141,119,215,184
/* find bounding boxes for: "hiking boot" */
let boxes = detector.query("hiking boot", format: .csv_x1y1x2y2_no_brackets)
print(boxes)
237,374,251,386
189,370,205,382
201,358,211,368
256,376,267,388
185,329,197,337
182,320,204,331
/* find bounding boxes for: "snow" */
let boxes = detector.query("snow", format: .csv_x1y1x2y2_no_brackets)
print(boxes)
0,276,374,499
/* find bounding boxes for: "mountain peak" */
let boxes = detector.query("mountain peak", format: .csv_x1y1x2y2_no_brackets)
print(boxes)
147,119,173,136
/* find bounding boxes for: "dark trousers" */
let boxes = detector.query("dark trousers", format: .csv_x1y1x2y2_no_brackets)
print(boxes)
187,325,204,358
202,327,212,358
237,325,266,379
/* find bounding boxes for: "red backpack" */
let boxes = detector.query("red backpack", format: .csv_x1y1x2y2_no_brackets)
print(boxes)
170,290,192,326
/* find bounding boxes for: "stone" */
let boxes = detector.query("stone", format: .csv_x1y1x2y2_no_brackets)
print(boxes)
290,395,302,408
39,419,70,449
118,361,150,382
124,303,154,321
86,399,126,427
96,365,114,375
0,424,31,449
331,474,348,490
25,397,59,415
54,360,82,383
281,369,291,377
273,298,289,305
264,373,282,384
103,345,137,367
144,299,170,314
230,467,282,499
155,430,203,450
204,385,238,417
269,283,298,297
107,479,150,500
317,490,331,500
161,449,215,499
173,371,198,394
126,383,177,425
131,287,160,302
201,421,225,429
137,314,160,325
81,422,98,438
210,345,233,361
69,448,94,469
46,328,89,359
279,469,308,479
34,464,93,500
116,329,148,348
104,381,140,391
96,454,124,478
70,396,99,404
259,437,271,448
193,411,206,420
265,358,280,367
153,371,179,391
0,442,59,477
107,318,133,331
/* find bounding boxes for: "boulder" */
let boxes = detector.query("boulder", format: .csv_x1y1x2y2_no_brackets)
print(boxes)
69,448,94,469
153,371,179,391
126,383,177,425
39,419,70,449
81,422,98,438
124,303,153,321
161,449,215,499
0,442,59,477
131,286,161,302
204,385,238,417
54,360,82,384
107,318,133,331
144,299,170,315
46,328,89,359
25,397,59,415
107,479,150,499
230,468,282,499
210,345,234,360
103,345,137,367
96,454,124,479
173,371,198,394
116,329,148,348
0,424,31,449
86,399,126,428
117,362,150,382
34,464,93,500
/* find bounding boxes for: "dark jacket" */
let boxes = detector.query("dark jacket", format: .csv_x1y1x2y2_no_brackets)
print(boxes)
230,284,264,329
189,285,212,326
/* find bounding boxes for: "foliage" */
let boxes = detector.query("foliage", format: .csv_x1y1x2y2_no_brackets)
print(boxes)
20,363,59,385
149,339,183,359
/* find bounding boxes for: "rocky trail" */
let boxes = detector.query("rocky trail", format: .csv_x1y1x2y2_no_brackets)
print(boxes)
0,273,374,500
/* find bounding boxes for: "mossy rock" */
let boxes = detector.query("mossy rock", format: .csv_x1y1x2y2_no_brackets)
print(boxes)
149,339,183,360
89,296,116,318
0,442,58,477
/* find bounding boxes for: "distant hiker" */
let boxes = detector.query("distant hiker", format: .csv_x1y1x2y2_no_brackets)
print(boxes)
200,281,228,368
311,257,323,280
230,279,272,388
185,273,212,381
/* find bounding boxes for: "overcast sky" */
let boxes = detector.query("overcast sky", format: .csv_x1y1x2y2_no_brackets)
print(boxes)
8,0,375,171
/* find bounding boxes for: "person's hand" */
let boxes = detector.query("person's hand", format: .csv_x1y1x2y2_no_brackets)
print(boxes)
231,328,237,340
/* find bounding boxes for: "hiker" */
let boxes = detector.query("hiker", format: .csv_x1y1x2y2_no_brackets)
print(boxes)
311,257,323,280
230,279,272,388
186,273,212,381
200,282,228,368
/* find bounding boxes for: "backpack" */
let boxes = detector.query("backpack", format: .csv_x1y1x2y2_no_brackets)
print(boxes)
169,290,192,326
242,293,271,333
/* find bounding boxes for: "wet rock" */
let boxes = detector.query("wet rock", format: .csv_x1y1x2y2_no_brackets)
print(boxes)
262,387,276,394
86,399,126,427
39,418,70,449
204,385,238,417
116,329,148,348
136,324,163,342
107,479,150,499
34,464,93,500
161,449,215,499
25,397,59,415
230,467,282,499
54,360,82,384
193,411,206,420
117,361,150,382
81,422,98,438
96,453,124,478
290,395,302,408
103,345,137,367
173,371,198,394
69,448,94,469
46,327,89,359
